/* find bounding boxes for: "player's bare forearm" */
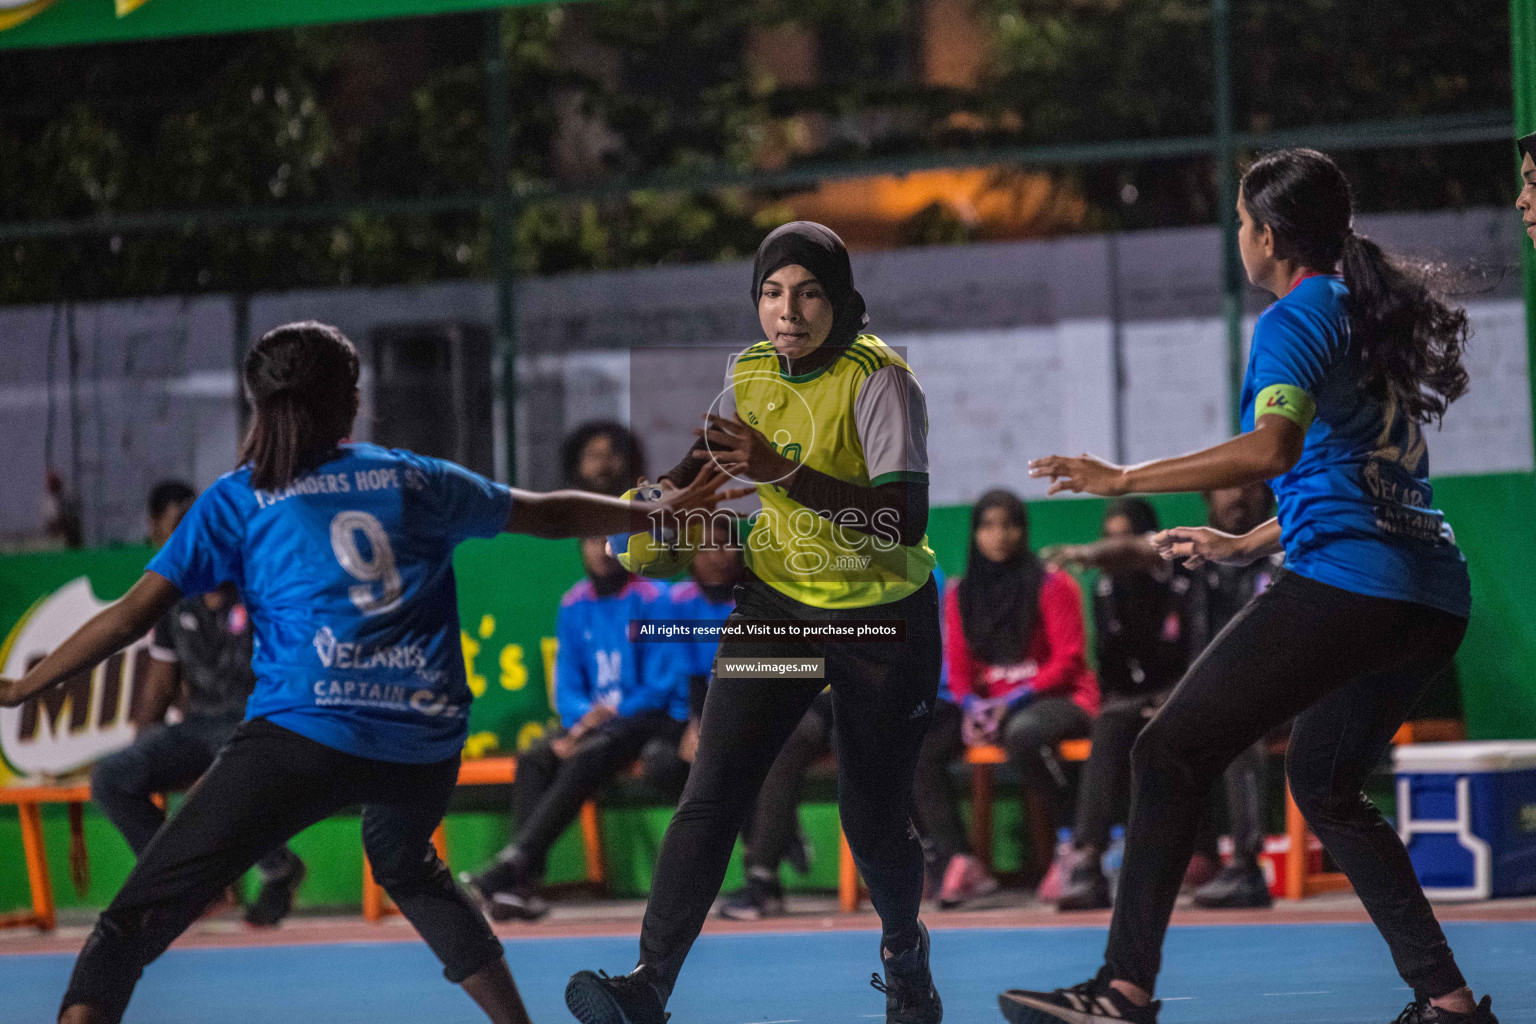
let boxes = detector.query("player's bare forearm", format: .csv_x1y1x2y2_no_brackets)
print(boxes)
506,490,647,539
1121,419,1302,494
1031,416,1303,497
1153,517,1281,568
1237,518,1283,560
1046,535,1162,573
505,467,751,540
1,572,179,708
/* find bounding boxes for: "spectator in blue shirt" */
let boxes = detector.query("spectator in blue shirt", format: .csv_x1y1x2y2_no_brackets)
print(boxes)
463,537,687,922
642,519,747,790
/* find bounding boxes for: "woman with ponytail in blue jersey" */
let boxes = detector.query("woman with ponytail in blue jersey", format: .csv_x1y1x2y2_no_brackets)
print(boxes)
1000,149,1497,1024
0,321,744,1024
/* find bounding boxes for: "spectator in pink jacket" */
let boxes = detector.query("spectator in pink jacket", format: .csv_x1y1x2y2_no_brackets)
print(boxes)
912,489,1098,907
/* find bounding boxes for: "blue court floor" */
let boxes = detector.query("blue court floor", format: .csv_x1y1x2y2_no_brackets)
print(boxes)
3,922,1532,1024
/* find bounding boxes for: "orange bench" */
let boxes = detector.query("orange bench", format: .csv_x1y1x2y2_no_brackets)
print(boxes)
0,783,91,931
836,738,1092,912
362,754,614,922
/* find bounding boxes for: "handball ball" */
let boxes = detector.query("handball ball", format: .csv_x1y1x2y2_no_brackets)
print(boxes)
607,485,699,579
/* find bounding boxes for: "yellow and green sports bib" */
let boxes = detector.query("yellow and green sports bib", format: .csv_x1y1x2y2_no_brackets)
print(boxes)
730,334,936,610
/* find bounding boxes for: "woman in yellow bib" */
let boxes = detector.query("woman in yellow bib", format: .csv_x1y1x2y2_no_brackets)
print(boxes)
566,222,944,1024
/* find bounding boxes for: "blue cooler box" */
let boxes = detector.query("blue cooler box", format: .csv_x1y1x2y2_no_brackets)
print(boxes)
1392,742,1536,901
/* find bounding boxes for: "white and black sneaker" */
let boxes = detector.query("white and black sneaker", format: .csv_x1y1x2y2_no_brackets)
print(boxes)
999,971,1158,1024
460,868,550,922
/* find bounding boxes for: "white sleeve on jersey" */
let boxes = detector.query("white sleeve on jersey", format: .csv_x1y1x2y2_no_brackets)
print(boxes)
853,364,930,484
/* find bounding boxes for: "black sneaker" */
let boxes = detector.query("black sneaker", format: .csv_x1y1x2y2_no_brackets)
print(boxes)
243,855,305,927
1056,861,1111,912
871,921,942,1024
1192,863,1273,909
460,869,550,922
1392,994,1499,1024
566,965,670,1024
999,972,1159,1024
719,875,785,921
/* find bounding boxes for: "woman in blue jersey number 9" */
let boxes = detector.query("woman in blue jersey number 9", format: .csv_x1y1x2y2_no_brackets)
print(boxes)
0,321,745,1024
1002,149,1497,1024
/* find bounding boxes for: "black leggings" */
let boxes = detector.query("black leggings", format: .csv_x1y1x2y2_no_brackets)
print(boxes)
638,575,941,994
1074,692,1267,864
912,696,1090,866
505,711,684,878
743,690,835,873
63,719,503,1023
1103,571,1469,997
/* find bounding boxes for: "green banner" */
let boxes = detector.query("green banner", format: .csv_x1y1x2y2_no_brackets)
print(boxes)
0,0,559,50
0,535,583,785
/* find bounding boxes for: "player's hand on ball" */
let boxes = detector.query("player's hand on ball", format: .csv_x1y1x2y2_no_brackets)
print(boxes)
653,463,753,519
1028,453,1129,496
0,678,18,707
692,412,793,483
1152,526,1248,568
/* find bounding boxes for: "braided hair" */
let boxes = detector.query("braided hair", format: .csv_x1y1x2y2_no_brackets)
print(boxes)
237,321,360,490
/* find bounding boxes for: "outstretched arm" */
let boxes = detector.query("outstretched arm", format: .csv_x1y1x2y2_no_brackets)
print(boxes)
1042,534,1164,574
505,464,750,539
1152,517,1282,569
0,572,181,707
1028,415,1305,497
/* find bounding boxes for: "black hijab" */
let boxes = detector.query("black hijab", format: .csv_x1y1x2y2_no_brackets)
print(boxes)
957,489,1045,667
751,221,869,370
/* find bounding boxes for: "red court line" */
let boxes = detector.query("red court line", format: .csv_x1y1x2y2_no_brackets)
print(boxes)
4,899,1534,958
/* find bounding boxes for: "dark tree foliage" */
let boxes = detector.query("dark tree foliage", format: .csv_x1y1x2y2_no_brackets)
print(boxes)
0,0,1516,303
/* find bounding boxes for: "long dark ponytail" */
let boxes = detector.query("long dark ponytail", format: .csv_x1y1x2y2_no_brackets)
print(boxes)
1241,148,1470,425
238,321,360,490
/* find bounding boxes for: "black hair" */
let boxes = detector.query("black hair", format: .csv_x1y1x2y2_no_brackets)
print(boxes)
1104,497,1159,536
237,321,360,491
1519,133,1536,163
957,489,1045,667
560,420,646,495
147,479,195,518
1240,148,1470,426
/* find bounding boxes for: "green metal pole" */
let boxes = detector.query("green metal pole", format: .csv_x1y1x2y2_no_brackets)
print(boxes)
1213,0,1243,433
1513,0,1536,456
485,9,518,485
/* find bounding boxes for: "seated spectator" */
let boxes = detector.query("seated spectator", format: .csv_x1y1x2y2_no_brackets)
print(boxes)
1049,498,1193,911
655,519,748,783
562,421,646,496
463,536,685,921
912,490,1097,907
92,480,305,927
1049,487,1275,911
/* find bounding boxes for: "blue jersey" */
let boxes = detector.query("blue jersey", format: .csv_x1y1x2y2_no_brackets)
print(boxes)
933,565,954,702
146,443,512,763
554,577,685,728
662,581,735,720
1239,275,1470,618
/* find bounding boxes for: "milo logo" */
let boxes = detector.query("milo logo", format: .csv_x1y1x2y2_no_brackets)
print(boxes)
1,578,152,779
